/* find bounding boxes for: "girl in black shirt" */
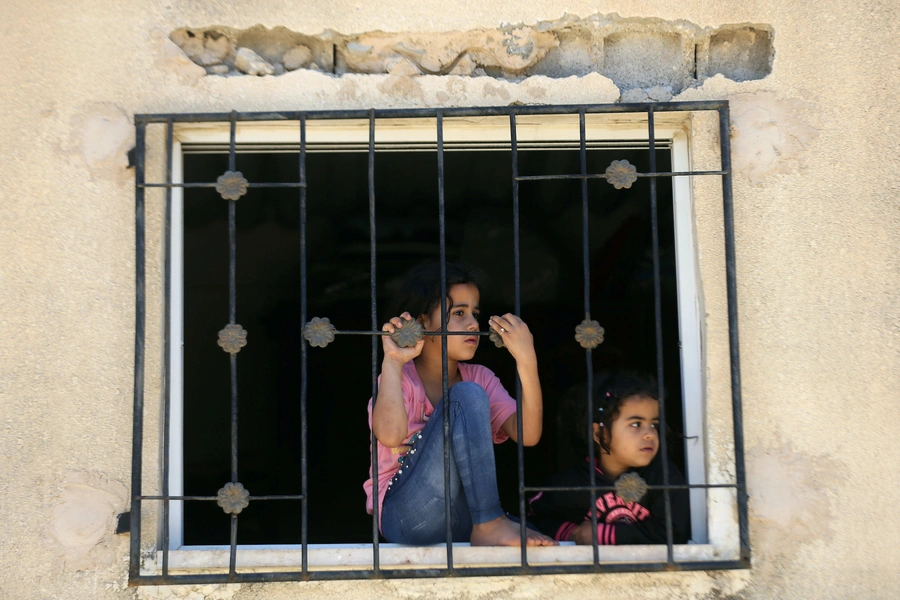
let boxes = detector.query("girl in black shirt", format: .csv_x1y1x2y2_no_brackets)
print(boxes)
528,372,689,545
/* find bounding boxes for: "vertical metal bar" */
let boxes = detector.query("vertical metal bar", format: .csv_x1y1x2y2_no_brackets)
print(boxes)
436,111,453,570
648,106,675,564
228,239,238,474
579,109,599,565
718,103,751,563
228,111,239,576
228,111,237,173
509,111,528,562
129,121,147,582
162,118,174,577
229,515,238,578
367,109,381,573
299,115,309,574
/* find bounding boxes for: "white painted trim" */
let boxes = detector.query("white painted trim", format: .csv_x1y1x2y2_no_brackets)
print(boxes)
168,142,185,550
671,130,708,544
165,113,726,560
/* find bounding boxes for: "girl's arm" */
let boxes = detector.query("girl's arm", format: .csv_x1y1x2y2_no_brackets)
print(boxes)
571,459,691,545
489,314,543,446
528,474,594,542
372,313,424,448
607,459,691,545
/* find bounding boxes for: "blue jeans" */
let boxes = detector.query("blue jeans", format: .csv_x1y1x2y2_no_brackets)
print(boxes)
381,381,506,544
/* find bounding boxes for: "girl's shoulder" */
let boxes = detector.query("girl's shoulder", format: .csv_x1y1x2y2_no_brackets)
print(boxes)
635,454,686,485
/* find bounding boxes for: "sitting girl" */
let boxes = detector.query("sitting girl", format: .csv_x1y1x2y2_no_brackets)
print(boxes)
528,372,690,545
363,261,555,546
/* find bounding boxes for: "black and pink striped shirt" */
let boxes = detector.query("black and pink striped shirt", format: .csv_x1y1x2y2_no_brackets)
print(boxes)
528,455,690,545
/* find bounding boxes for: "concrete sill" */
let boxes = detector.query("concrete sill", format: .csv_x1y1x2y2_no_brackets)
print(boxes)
155,543,728,572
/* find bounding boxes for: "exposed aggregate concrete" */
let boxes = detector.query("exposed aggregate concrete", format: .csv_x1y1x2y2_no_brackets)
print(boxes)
168,14,774,100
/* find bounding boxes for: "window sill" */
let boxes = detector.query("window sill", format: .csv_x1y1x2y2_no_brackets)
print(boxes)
154,543,731,573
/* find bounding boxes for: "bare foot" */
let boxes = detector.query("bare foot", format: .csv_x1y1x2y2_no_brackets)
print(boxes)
470,516,557,547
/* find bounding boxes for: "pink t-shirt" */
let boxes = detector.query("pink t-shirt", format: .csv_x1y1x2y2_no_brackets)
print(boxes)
363,361,518,520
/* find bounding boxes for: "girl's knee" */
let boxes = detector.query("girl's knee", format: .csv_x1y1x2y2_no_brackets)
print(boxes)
448,382,490,416
450,381,489,404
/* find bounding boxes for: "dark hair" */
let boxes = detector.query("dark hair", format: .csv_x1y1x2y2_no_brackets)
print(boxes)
565,371,660,456
386,261,484,323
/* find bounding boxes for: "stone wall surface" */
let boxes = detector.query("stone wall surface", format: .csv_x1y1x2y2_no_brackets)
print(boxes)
0,0,898,598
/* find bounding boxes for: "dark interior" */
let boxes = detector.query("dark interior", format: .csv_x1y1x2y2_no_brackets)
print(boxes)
180,145,684,545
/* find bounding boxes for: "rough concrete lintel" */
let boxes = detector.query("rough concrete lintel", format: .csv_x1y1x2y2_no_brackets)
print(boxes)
167,14,774,96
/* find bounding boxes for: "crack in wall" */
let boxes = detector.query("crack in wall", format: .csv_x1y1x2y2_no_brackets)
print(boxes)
168,14,773,97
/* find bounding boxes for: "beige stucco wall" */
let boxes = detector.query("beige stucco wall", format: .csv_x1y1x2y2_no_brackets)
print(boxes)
1,1,898,598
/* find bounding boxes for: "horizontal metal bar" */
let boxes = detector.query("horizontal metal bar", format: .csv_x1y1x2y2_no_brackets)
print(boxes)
139,183,307,189
184,141,666,154
130,558,750,585
138,482,731,501
521,483,739,493
134,101,729,124
334,330,492,336
141,172,727,189
137,495,307,501
515,170,727,181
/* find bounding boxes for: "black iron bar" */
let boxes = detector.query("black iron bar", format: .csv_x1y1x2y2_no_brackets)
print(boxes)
229,111,237,172
522,483,738,492
648,107,675,565
129,122,146,584
138,173,726,189
162,118,174,578
138,494,308,500
129,559,750,586
436,110,454,572
719,103,751,564
136,482,734,501
579,109,599,565
299,114,310,575
514,171,726,181
509,111,528,563
331,330,489,336
139,182,308,188
133,100,729,123
368,109,381,573
229,515,238,578
228,110,239,577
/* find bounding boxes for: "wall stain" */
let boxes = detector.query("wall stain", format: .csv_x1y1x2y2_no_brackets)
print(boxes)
66,103,135,186
46,471,127,572
729,91,820,185
744,438,842,595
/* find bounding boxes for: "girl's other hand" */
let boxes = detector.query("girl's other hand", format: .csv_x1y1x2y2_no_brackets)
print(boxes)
488,314,537,365
382,312,425,365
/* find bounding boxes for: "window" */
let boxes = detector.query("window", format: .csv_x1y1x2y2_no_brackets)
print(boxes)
129,103,749,584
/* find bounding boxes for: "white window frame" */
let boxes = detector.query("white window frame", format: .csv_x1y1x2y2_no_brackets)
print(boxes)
159,113,733,572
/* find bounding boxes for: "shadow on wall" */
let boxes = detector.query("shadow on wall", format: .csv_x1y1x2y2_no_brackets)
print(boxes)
167,14,773,99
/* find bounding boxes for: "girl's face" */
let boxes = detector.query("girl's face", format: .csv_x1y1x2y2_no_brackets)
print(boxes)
595,395,660,479
419,283,481,362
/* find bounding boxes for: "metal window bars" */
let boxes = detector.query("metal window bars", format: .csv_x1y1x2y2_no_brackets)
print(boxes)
130,101,750,585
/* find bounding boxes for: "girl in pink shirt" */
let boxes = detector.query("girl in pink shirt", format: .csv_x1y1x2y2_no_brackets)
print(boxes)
364,262,555,546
